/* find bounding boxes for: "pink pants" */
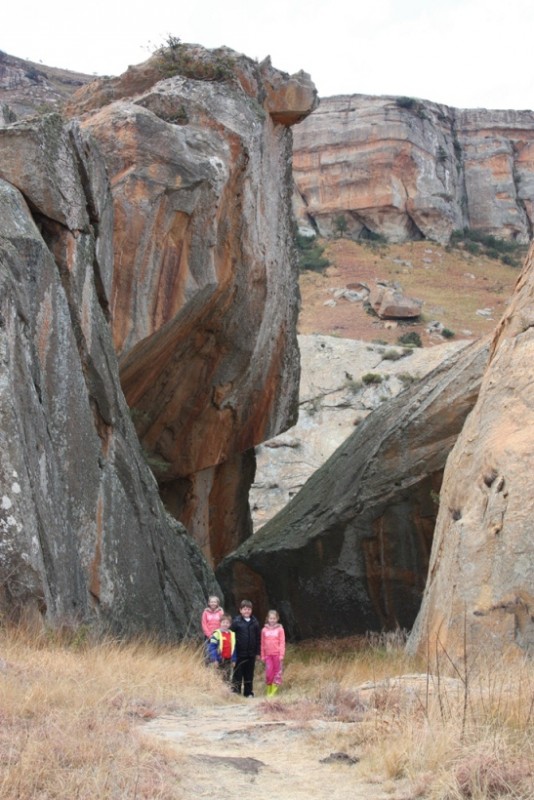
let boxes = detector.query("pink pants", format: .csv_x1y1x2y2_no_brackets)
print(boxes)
264,654,283,686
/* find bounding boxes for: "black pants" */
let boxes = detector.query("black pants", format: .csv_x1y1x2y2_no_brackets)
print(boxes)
232,656,256,696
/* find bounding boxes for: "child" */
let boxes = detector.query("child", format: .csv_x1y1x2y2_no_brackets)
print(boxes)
207,614,236,684
201,595,225,664
261,609,285,696
201,595,225,639
230,600,261,697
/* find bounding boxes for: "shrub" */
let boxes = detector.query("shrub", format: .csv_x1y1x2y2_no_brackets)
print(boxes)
397,331,422,348
396,96,417,110
296,234,330,273
382,349,404,361
362,372,383,385
333,215,348,237
155,36,235,82
398,372,416,386
441,328,455,339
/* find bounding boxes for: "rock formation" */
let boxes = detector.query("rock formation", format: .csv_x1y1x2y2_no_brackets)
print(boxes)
65,45,317,566
251,335,469,530
293,95,534,244
407,244,534,662
0,44,317,633
217,339,489,639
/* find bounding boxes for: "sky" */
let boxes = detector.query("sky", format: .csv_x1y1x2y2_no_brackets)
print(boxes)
2,0,533,111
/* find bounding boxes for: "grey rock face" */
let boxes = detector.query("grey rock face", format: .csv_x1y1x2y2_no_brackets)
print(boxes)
0,126,218,636
217,339,489,639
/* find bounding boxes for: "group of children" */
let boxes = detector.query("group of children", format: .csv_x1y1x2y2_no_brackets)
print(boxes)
201,596,285,698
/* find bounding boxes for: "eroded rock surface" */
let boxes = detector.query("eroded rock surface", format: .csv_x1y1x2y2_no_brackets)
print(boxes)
407,244,534,661
0,44,317,629
293,95,534,243
0,166,217,635
66,45,317,564
218,339,489,638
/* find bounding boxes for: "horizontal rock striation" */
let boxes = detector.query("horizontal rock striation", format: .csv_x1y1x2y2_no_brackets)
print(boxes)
407,244,534,661
293,95,534,243
217,339,489,638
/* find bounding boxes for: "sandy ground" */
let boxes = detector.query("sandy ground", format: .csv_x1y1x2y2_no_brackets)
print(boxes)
142,696,411,800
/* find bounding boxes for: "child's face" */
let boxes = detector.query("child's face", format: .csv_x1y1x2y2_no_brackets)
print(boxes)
267,613,278,626
208,598,219,610
240,605,252,619
220,618,230,630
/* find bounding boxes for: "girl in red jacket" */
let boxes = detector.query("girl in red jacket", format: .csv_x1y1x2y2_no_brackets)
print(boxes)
261,610,285,696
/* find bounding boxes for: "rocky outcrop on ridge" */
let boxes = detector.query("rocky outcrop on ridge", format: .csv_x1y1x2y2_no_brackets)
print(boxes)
0,45,317,632
293,95,534,244
217,339,489,638
407,244,534,662
0,50,94,122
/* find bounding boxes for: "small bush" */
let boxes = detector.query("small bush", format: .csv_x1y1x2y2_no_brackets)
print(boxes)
397,331,422,348
296,233,330,273
382,349,404,361
396,96,417,110
441,328,455,339
155,36,235,82
398,372,416,386
362,372,383,385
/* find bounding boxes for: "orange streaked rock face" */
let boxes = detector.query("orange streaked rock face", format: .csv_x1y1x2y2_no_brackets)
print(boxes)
68,44,317,561
293,95,534,243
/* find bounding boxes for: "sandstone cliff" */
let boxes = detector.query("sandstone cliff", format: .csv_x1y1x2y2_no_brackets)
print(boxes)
407,244,534,662
0,44,317,632
293,95,534,244
217,339,489,638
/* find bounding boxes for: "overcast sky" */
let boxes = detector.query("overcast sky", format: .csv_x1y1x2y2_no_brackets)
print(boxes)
2,0,533,110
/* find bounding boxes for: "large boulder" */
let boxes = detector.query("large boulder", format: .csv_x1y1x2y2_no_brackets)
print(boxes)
407,244,534,661
217,339,489,638
251,335,469,530
66,44,317,564
0,167,217,636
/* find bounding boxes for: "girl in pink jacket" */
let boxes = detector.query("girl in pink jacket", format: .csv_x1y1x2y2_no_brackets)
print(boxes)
261,610,285,696
201,596,225,638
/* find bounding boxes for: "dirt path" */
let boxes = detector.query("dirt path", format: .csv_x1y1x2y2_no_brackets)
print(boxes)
143,697,410,799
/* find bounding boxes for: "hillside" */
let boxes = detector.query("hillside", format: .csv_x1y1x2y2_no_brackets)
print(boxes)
298,238,525,346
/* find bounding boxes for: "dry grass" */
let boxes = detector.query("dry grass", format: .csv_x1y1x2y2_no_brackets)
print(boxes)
0,626,229,799
0,626,532,799
298,239,522,345
263,634,534,799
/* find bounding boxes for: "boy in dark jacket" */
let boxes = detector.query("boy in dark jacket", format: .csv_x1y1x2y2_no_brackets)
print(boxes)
230,599,261,697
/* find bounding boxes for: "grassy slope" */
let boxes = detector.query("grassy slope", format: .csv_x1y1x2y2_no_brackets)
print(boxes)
298,239,525,347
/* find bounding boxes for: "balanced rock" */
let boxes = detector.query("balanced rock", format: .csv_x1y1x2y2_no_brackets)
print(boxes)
66,44,317,564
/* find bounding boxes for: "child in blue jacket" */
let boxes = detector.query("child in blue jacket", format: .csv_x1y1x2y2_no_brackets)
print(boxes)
208,614,236,685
